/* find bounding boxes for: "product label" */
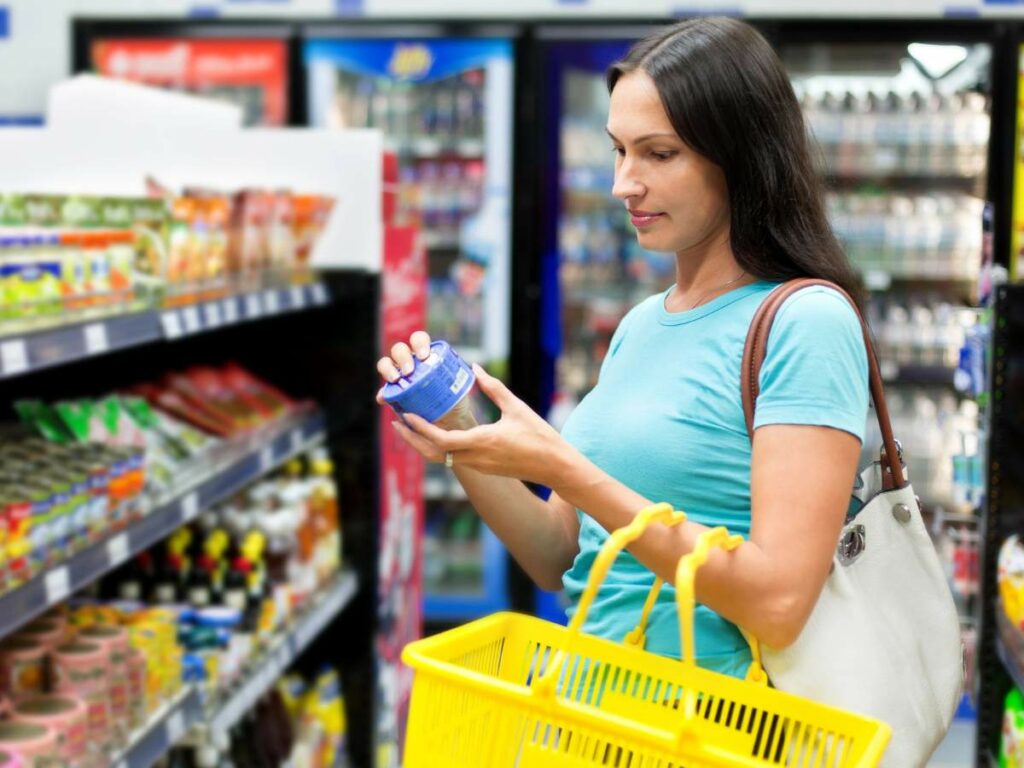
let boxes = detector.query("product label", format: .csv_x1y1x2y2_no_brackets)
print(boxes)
224,590,247,612
0,654,45,697
60,717,87,762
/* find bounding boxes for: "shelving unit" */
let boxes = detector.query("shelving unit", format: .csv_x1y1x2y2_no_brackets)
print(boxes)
0,408,327,639
976,284,1019,763
107,571,358,768
0,282,329,381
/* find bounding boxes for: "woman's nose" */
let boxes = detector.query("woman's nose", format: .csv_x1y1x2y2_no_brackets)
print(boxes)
611,164,644,201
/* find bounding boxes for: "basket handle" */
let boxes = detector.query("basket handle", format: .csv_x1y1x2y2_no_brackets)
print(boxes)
533,503,686,696
675,528,769,692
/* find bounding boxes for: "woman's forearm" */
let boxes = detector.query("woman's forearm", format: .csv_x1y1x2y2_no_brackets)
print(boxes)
453,464,579,590
551,444,805,649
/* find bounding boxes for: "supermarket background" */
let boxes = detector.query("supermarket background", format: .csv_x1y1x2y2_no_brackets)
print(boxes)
3,0,1024,766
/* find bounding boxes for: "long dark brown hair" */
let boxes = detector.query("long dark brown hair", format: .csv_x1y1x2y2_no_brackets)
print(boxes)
608,18,863,305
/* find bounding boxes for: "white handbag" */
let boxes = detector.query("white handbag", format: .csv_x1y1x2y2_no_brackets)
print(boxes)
741,279,964,768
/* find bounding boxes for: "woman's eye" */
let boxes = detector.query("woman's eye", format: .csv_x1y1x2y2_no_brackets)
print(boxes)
611,147,625,156
651,151,675,161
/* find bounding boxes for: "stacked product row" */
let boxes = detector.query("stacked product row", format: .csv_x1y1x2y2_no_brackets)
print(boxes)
0,364,300,591
0,452,344,768
0,189,333,334
162,668,347,768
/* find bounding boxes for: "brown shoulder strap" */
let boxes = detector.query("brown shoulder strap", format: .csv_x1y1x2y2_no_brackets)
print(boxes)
741,278,907,489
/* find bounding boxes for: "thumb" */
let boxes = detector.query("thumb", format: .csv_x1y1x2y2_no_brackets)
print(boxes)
472,364,514,410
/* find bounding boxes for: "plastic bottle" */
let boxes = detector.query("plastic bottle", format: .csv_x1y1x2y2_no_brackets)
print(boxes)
1001,686,1024,766
308,449,341,585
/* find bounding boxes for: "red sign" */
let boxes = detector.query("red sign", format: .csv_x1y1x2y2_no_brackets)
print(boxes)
375,225,426,768
91,38,288,125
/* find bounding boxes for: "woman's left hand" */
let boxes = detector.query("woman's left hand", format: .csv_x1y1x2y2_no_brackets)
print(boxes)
392,363,571,487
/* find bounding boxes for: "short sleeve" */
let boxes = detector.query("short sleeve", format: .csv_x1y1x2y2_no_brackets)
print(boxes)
599,301,641,373
753,287,869,442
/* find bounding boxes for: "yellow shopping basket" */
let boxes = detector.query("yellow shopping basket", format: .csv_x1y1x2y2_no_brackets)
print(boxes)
402,503,891,767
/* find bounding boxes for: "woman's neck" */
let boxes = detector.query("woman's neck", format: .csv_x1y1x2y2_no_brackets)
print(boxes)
667,233,750,312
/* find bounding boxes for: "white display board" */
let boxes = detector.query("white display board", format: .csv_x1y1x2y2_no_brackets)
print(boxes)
0,75,382,272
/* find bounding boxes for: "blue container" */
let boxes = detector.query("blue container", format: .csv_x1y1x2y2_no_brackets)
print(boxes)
380,341,475,423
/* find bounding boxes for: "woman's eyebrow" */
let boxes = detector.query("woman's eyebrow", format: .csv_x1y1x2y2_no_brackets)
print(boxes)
605,128,678,143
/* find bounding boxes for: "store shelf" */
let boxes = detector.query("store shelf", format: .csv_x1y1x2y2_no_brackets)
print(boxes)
403,137,484,159
110,687,205,768
210,570,358,734
861,269,976,291
0,282,330,381
879,360,959,387
105,571,357,768
0,409,327,640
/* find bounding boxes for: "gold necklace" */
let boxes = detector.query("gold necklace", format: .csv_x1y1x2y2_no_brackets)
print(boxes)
683,270,748,311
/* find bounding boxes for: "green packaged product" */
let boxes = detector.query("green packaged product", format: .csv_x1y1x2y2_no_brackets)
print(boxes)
1002,687,1024,767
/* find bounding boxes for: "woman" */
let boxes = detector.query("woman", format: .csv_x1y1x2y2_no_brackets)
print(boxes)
377,17,868,679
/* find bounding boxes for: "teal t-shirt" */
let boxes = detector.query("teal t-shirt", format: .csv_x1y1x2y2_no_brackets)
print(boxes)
560,280,870,679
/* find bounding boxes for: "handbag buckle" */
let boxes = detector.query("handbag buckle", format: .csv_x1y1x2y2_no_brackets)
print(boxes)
837,525,866,566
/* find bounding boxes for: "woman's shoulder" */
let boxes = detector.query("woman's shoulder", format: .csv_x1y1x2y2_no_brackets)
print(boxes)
771,284,862,340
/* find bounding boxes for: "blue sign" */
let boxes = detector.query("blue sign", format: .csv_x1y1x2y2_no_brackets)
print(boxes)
0,6,9,39
304,38,512,83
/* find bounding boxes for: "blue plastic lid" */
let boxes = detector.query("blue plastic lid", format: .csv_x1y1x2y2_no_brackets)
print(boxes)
379,340,475,423
182,653,207,682
194,607,242,629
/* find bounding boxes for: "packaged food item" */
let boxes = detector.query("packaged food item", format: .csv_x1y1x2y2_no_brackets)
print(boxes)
0,722,57,768
380,340,475,423
0,637,47,701
51,641,111,756
10,695,88,768
75,626,130,748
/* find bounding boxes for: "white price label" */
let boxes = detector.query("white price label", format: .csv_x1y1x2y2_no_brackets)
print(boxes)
106,533,130,567
880,360,899,381
290,286,306,310
290,429,304,455
166,709,186,743
45,567,71,604
263,290,281,314
84,323,109,355
222,299,239,324
161,312,182,340
311,283,328,305
180,492,199,521
260,446,274,473
0,339,28,376
204,302,222,328
182,306,201,334
246,294,263,318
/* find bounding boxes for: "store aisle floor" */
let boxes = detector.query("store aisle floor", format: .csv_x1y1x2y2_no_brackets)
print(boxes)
930,720,975,767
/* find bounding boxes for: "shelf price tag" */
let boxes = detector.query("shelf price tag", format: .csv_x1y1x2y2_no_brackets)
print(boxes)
180,492,199,522
311,284,328,305
204,302,223,328
84,323,109,355
260,446,274,473
245,294,263,319
45,567,71,604
263,290,281,315
166,709,186,743
106,533,130,568
161,312,183,340
222,299,239,325
290,286,306,310
182,306,201,335
0,339,28,376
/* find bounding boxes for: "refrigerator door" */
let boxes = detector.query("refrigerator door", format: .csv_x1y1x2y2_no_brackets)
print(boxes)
89,37,289,126
305,36,515,621
538,37,674,427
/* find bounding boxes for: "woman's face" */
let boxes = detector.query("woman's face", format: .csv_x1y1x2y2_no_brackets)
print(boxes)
607,70,730,255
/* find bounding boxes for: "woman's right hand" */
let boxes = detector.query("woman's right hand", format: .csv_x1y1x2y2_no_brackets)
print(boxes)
376,330,479,432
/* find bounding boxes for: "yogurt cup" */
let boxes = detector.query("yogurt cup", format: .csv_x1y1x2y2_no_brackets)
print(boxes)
11,695,87,767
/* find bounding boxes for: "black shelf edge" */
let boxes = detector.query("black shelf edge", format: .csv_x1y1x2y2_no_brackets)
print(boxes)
0,282,331,381
209,570,359,734
0,409,327,640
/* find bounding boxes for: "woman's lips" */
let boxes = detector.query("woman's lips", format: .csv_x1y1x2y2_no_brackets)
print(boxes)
629,211,664,227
